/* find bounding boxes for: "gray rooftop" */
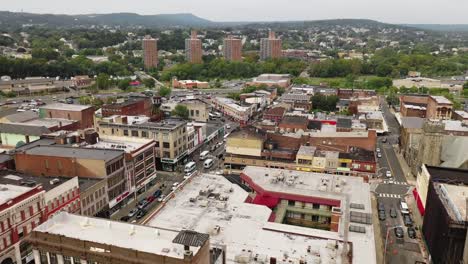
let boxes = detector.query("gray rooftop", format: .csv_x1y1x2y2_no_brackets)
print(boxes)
401,117,425,129
23,145,123,162
0,123,51,136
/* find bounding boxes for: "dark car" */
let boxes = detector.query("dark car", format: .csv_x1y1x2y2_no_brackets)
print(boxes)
378,210,386,221
378,202,385,212
382,137,387,143
120,216,130,222
394,227,404,238
403,214,413,226
153,189,162,198
408,227,417,239
390,208,397,218
137,199,149,209
136,209,147,219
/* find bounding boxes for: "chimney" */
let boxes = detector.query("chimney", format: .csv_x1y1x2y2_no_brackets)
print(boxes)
191,30,197,39
269,30,276,39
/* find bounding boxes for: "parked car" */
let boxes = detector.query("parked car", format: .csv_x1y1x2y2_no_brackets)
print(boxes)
146,196,155,203
376,148,381,152
127,208,138,218
408,227,417,239
171,182,179,191
378,211,386,221
394,227,404,238
382,137,387,143
403,214,413,226
157,194,166,202
153,189,162,198
378,202,385,212
377,153,382,158
226,124,231,129
136,209,147,219
120,216,130,222
138,199,149,209
390,208,397,218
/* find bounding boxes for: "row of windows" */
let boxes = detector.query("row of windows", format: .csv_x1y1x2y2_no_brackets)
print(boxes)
82,186,106,208
106,159,124,175
47,188,79,212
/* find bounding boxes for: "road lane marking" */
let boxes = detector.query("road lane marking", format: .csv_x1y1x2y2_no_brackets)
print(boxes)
378,193,401,198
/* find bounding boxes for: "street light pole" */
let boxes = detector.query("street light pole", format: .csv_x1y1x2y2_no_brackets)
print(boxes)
383,225,402,264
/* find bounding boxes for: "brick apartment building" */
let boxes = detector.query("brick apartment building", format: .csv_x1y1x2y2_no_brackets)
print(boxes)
223,35,242,62
101,98,152,118
260,31,282,61
39,103,94,129
28,212,211,264
337,89,376,99
185,30,202,64
142,35,158,69
279,93,312,110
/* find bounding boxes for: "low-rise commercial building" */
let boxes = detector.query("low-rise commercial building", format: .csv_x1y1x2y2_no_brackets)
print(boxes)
97,116,188,171
39,103,94,129
29,212,211,264
422,167,468,264
212,97,254,126
263,107,286,124
279,93,312,111
246,74,291,88
172,78,209,89
14,145,127,212
400,95,453,120
101,98,152,118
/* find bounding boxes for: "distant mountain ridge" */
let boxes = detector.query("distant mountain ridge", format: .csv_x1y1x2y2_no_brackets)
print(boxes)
0,11,214,28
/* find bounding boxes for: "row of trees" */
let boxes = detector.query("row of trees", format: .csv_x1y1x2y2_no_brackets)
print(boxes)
160,58,307,81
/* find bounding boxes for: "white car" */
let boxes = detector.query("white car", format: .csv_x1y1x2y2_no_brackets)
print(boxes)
226,124,231,129
157,195,166,202
171,182,179,191
386,170,392,178
376,148,381,152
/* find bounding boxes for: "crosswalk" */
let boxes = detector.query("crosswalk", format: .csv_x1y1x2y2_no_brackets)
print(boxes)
382,180,409,186
378,193,401,198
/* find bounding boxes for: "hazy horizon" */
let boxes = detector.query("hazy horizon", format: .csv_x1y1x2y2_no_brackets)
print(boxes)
3,0,468,24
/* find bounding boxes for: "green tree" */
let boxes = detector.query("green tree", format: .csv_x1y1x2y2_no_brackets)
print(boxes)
143,78,156,88
158,86,172,97
172,104,189,119
464,81,468,89
96,73,111,90
78,96,92,105
117,79,131,90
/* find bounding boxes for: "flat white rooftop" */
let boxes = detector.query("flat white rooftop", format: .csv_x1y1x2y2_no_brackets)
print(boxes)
241,166,371,211
0,184,34,205
147,173,376,264
41,103,91,111
35,212,200,259
86,138,153,153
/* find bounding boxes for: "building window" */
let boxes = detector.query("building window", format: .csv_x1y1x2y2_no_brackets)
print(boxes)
163,142,170,148
288,200,295,206
155,141,160,147
131,130,139,137
123,130,129,136
141,131,148,138
313,203,320,209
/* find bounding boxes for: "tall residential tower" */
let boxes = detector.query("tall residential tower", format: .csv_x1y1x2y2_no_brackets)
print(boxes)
223,35,242,62
142,35,158,69
185,30,203,64
260,30,282,61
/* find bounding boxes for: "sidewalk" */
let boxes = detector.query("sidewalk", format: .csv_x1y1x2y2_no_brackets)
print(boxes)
371,195,384,264
392,145,417,186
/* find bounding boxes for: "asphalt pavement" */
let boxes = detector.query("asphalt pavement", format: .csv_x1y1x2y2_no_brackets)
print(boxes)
375,98,427,264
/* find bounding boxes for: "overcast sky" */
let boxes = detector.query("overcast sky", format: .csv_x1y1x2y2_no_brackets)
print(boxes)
4,0,468,24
